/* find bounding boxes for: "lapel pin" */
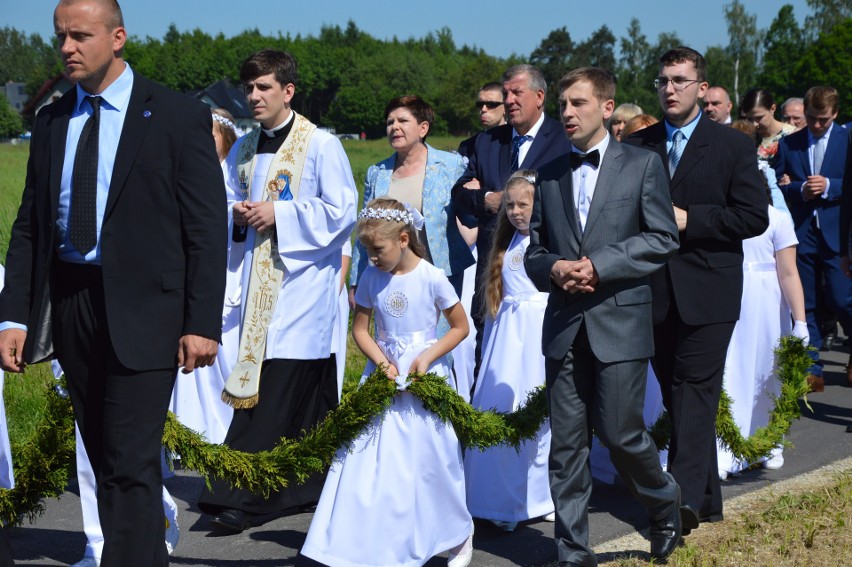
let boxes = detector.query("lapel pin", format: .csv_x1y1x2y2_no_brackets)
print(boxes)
143,110,152,118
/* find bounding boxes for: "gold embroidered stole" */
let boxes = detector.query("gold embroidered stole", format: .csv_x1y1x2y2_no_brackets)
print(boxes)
222,113,317,408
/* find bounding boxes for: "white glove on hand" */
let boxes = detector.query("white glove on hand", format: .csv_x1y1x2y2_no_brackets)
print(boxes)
792,320,809,345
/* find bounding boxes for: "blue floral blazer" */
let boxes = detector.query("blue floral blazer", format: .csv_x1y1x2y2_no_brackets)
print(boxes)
350,145,475,286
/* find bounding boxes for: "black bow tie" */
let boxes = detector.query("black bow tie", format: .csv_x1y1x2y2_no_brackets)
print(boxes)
570,150,600,170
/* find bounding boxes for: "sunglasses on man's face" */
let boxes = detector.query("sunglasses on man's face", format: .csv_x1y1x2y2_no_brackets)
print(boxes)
476,100,504,110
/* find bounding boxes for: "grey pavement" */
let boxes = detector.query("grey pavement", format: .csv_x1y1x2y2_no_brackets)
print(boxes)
7,344,852,566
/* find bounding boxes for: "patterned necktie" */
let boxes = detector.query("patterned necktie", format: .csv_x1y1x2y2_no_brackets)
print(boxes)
813,136,825,175
70,96,102,255
510,134,530,172
668,129,685,176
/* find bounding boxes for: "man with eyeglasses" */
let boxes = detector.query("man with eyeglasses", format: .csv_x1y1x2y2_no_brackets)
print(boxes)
453,65,571,380
624,46,768,538
458,82,506,160
776,86,851,389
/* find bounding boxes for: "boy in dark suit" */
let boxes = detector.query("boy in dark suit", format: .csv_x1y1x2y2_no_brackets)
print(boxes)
624,46,768,536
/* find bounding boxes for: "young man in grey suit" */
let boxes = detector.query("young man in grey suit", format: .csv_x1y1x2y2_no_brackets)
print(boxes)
525,67,681,566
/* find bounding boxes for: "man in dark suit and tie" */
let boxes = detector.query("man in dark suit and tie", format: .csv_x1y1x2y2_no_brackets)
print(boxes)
526,66,681,566
453,64,571,374
624,46,768,536
0,1,226,564
775,86,851,388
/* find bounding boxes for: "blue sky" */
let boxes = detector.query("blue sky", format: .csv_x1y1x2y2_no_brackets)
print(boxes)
5,0,811,59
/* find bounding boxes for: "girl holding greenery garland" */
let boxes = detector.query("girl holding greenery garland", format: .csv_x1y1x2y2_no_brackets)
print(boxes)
301,198,474,567
464,171,555,532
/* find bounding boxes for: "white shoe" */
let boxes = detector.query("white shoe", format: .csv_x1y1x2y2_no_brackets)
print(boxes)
165,515,180,555
70,557,100,567
762,454,784,470
542,512,556,522
447,525,474,567
718,469,729,481
488,519,517,532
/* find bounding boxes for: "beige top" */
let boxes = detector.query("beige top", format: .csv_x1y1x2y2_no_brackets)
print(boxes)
386,170,431,263
387,170,426,213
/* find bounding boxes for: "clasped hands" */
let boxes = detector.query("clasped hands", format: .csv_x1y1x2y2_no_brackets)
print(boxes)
233,201,276,233
551,257,598,294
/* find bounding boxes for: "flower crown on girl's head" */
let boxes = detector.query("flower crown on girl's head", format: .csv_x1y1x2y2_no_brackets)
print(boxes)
212,113,240,136
358,203,425,230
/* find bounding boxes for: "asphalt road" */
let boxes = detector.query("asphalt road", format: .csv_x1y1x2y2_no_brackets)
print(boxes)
7,344,852,566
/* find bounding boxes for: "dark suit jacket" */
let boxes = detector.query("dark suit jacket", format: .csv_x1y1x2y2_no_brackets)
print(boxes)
624,115,769,325
452,115,572,251
0,72,227,370
840,128,852,255
525,140,679,362
775,123,849,254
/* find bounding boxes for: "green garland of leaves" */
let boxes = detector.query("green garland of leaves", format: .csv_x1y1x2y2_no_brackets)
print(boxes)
0,336,815,522
648,335,815,462
162,372,550,497
0,380,75,527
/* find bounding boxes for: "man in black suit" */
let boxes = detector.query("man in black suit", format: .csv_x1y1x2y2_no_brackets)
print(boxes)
0,1,226,563
526,66,682,565
453,64,571,373
624,46,768,535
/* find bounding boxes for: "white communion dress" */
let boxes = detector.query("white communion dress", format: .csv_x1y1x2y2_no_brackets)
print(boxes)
301,259,472,567
464,231,554,521
718,205,797,475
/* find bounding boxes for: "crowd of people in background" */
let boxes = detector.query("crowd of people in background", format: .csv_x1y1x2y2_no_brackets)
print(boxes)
0,1,850,566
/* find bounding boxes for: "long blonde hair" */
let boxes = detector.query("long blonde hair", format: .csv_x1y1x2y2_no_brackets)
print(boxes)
482,170,536,319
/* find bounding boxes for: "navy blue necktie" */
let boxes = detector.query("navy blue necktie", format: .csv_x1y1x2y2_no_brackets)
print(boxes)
511,134,530,172
70,96,102,255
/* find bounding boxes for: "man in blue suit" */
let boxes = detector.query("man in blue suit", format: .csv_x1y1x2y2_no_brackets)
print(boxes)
453,64,571,375
775,85,851,389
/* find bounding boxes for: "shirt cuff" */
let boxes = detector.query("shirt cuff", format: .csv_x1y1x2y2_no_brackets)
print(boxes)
0,322,27,333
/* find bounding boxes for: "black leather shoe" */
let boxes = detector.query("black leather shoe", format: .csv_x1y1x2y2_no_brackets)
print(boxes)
210,509,253,533
650,490,682,560
679,504,700,537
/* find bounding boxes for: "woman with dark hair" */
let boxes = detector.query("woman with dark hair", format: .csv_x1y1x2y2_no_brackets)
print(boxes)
740,88,795,166
350,95,474,299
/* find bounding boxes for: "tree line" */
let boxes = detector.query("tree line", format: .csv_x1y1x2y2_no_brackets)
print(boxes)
0,1,849,139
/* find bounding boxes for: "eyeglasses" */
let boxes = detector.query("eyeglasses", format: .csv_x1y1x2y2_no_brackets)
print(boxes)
476,100,503,110
654,77,702,91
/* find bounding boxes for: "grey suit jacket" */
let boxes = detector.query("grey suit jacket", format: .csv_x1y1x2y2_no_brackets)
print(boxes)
525,139,679,363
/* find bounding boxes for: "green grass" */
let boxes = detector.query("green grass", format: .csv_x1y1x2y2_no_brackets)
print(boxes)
0,143,28,262
605,471,852,566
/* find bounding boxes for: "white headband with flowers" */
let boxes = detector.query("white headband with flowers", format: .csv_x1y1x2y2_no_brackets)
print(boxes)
212,113,240,136
358,203,425,230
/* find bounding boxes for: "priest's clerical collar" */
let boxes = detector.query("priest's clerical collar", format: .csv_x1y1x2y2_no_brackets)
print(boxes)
257,111,295,154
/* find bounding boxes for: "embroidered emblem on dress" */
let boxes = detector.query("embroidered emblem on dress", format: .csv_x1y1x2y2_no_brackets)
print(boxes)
508,248,525,271
385,291,409,318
